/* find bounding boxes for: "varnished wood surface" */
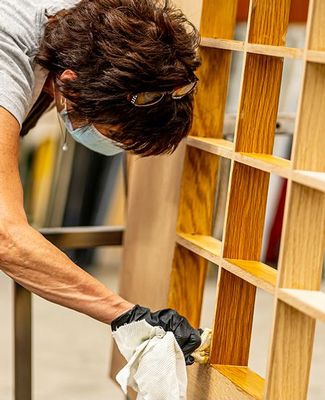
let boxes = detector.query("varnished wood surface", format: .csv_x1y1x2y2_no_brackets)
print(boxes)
168,245,208,328
192,48,233,138
235,54,284,154
177,148,219,234
248,0,291,46
200,0,238,39
223,163,270,260
211,270,256,365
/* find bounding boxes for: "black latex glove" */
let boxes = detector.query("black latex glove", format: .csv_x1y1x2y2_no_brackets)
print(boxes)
111,304,202,365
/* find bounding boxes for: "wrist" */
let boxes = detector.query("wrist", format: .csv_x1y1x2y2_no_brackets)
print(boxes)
109,298,134,325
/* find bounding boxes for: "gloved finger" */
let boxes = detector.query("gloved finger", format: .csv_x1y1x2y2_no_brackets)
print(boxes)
185,355,195,366
180,330,202,359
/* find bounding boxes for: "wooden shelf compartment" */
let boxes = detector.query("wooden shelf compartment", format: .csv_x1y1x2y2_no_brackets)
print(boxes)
278,289,325,323
187,136,234,159
188,363,265,400
176,232,277,294
200,37,303,59
292,170,325,193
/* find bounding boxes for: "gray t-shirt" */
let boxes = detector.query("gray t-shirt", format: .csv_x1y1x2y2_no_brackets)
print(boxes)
0,0,79,126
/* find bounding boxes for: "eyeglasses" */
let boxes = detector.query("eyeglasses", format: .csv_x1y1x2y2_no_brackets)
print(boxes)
128,78,198,107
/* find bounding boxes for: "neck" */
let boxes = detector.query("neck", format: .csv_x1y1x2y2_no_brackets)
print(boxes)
43,74,55,98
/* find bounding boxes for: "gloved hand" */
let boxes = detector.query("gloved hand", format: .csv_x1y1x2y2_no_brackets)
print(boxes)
111,304,202,365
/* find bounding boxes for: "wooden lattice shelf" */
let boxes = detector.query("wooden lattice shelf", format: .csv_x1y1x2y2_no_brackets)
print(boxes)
167,1,325,399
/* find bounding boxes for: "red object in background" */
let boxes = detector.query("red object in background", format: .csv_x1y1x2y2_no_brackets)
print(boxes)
266,180,288,266
237,0,309,23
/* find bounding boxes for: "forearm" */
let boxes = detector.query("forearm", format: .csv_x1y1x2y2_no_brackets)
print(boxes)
0,222,133,324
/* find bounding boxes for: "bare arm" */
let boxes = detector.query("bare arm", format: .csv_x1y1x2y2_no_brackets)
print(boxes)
0,107,133,324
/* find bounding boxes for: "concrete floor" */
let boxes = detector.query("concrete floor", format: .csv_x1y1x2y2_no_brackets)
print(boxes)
0,253,324,399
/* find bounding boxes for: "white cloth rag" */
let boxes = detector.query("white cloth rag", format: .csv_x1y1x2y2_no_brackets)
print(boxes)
112,320,188,400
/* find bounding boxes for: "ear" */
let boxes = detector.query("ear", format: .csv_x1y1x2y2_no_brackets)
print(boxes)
60,69,77,81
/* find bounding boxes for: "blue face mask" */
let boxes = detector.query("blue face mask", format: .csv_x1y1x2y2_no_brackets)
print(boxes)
59,109,124,157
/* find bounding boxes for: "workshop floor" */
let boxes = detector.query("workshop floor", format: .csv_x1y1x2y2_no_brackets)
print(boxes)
0,251,324,400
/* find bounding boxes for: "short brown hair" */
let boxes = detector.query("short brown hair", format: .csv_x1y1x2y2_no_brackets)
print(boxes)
36,0,200,156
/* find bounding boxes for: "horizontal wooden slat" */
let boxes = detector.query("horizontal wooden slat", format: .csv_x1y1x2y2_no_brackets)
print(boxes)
306,50,325,64
200,37,245,51
246,43,303,59
292,170,325,192
176,233,276,293
278,289,325,323
188,364,264,400
39,226,124,248
200,37,303,59
234,153,291,177
176,232,223,259
187,136,234,159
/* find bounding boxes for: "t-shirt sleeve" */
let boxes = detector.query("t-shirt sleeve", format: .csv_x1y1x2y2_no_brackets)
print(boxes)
0,1,36,127
0,38,34,126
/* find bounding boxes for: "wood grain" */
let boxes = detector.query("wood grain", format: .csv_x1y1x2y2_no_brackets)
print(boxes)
265,301,315,400
168,245,208,328
188,364,264,400
200,0,238,39
248,0,291,46
235,54,284,153
192,48,233,138
278,183,325,289
308,0,325,50
223,163,270,259
292,63,325,172
210,270,256,365
177,148,219,234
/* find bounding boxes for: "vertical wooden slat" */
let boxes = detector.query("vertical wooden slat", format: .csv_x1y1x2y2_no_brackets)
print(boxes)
292,63,325,172
235,54,284,154
308,0,325,50
248,0,292,46
265,301,315,400
14,283,32,400
265,2,325,398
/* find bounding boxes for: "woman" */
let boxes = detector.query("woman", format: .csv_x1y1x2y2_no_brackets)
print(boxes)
0,0,201,368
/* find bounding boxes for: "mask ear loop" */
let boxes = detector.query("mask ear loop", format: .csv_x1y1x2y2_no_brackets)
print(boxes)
53,79,69,152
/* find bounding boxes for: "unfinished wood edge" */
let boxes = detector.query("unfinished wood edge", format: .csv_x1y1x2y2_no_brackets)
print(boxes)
187,136,234,159
292,170,325,192
246,43,304,59
306,49,325,64
305,0,316,52
278,288,325,323
187,363,264,400
200,37,245,52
